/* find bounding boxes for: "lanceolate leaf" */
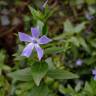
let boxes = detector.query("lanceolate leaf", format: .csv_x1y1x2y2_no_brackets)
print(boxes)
28,5,44,20
47,69,79,79
78,37,90,53
8,68,33,81
42,23,48,35
45,47,64,54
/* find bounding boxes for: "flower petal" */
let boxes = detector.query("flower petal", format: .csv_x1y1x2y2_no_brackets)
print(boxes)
35,44,43,60
18,32,32,42
21,43,34,57
31,27,40,38
38,35,52,44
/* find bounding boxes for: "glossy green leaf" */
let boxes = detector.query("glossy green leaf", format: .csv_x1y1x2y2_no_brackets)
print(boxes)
47,69,79,79
31,62,48,86
8,68,33,81
42,23,48,35
45,47,64,54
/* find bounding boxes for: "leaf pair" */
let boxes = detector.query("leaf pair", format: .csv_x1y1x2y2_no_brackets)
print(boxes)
8,61,78,86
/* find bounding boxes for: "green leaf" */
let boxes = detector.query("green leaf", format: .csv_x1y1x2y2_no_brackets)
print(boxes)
24,15,30,22
37,20,44,33
64,20,86,35
47,69,79,79
28,5,44,20
59,85,75,95
28,6,37,19
29,84,49,96
64,19,74,33
70,37,80,47
45,57,55,70
74,22,85,33
0,50,5,69
14,82,34,95
44,6,57,21
53,34,65,40
84,82,93,95
75,81,82,92
31,62,48,86
88,6,96,14
42,23,48,35
45,47,64,54
8,68,33,81
78,37,90,53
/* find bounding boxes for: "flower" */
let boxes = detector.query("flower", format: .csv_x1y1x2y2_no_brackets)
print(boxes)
76,59,83,66
18,27,52,60
92,69,96,80
85,11,94,20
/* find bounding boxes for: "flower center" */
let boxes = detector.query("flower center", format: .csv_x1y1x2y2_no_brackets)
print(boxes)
32,39,38,44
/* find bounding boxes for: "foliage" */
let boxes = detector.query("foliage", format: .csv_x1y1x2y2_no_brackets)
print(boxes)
0,0,96,96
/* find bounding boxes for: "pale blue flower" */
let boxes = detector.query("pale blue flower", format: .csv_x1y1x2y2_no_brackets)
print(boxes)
76,59,83,66
18,27,52,60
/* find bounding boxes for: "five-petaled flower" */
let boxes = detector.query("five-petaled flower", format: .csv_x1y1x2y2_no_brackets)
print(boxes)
18,27,52,60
